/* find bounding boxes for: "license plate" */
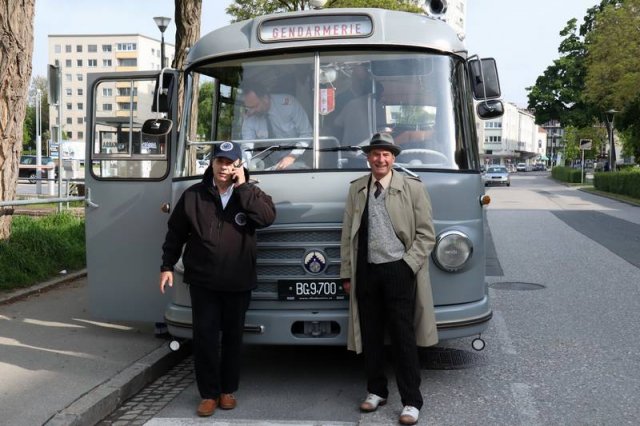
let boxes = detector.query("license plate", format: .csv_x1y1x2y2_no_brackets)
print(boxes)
278,279,347,301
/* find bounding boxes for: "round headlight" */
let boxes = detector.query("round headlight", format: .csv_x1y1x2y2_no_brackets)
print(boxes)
432,231,473,272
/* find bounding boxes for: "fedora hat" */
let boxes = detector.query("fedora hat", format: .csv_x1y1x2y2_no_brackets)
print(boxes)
361,132,401,156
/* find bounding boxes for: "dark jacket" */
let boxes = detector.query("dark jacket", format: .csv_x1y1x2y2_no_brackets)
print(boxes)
161,166,276,291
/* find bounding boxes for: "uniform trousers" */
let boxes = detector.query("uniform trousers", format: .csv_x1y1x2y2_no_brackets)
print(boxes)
189,285,251,399
356,259,423,409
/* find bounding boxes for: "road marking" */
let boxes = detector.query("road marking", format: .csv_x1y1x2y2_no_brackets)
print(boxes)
511,382,541,426
492,310,517,355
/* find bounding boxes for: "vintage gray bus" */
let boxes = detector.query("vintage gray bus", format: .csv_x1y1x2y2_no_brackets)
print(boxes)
85,7,502,349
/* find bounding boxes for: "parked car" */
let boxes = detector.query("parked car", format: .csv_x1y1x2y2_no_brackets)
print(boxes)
19,155,58,183
533,163,545,171
516,162,527,172
483,165,511,187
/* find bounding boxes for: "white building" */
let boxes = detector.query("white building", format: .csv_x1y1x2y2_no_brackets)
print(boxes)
48,34,174,151
477,102,546,168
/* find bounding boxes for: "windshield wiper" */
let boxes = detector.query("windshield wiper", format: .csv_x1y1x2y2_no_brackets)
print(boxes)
393,163,420,179
318,146,363,152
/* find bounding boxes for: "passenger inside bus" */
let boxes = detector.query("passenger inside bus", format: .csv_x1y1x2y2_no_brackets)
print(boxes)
240,82,312,170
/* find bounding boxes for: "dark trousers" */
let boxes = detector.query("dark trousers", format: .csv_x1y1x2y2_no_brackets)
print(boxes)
356,259,423,409
189,285,251,399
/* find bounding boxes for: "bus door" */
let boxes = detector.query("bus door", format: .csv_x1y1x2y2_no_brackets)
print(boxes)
85,71,178,322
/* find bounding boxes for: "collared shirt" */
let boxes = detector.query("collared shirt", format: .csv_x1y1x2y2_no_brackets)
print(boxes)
369,170,393,196
241,94,312,157
214,181,234,209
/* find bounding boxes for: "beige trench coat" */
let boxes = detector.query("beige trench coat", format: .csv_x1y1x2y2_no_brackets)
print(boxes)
340,171,438,353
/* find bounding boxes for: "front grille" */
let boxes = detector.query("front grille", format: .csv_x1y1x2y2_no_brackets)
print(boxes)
255,225,342,299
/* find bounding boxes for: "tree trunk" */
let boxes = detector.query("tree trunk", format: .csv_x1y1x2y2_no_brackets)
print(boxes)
0,0,35,239
173,0,202,125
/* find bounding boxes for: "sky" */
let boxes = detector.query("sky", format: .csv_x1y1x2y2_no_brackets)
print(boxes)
32,0,601,108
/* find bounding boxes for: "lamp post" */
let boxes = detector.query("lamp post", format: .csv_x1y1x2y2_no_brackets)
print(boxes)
36,89,42,194
153,16,171,68
605,109,618,172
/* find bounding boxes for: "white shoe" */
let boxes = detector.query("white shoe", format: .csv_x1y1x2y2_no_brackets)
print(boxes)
360,393,387,412
399,405,419,425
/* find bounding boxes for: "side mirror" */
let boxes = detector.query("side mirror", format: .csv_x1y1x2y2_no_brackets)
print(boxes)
476,99,504,119
152,72,176,114
468,58,501,100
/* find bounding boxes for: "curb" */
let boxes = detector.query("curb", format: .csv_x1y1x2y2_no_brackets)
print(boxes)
45,342,189,426
0,269,88,305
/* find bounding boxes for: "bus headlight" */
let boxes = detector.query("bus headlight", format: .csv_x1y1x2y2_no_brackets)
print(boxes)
432,231,473,272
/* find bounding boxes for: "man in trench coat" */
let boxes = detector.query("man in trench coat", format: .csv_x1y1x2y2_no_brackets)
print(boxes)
340,132,437,426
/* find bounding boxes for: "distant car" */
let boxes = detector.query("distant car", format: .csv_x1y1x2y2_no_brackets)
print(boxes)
483,165,510,187
19,155,57,183
533,163,545,171
516,162,527,172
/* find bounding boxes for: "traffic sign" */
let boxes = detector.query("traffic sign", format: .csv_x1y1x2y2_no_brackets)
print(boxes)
579,139,592,150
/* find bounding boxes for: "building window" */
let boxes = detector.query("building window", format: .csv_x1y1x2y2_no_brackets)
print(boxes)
65,45,72,53
55,44,61,53
77,74,83,81
77,103,83,110
78,131,84,139
76,59,83,67
65,59,72,67
102,103,113,111
54,59,60,66
76,45,83,53
88,59,97,67
102,59,112,67
66,117,72,124
88,44,97,52
117,87,137,96
66,103,72,110
102,44,112,52
66,131,73,139
65,88,72,96
117,58,137,67
77,117,83,124
116,43,137,51
77,88,83,96
65,73,72,82
118,102,138,111
102,88,113,96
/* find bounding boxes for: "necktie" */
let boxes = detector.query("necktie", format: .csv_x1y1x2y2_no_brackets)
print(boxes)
374,181,382,199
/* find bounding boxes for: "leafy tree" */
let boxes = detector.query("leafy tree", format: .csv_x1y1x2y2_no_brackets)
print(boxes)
226,0,421,22
562,125,607,163
23,76,50,153
526,0,618,128
583,0,640,162
197,81,214,139
1,0,36,239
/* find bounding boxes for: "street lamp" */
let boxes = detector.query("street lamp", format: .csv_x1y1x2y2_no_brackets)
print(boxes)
605,109,618,172
153,16,171,68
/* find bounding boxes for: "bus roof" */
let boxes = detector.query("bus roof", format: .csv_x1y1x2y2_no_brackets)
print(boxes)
186,8,467,68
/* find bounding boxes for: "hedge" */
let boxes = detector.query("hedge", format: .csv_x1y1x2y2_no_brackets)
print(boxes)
551,166,583,183
594,169,640,199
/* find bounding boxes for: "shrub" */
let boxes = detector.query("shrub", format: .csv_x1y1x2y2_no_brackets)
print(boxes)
0,213,85,291
551,166,583,183
594,168,640,199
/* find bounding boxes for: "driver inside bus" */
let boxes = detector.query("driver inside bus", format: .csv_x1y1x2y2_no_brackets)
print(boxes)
241,82,313,170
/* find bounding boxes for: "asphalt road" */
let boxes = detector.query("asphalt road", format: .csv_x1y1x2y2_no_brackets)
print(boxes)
105,172,640,425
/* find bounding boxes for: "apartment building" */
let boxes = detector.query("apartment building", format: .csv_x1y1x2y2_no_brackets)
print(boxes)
477,102,546,168
48,34,174,151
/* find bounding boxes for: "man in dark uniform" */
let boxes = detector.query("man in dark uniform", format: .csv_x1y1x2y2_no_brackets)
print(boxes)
159,141,276,417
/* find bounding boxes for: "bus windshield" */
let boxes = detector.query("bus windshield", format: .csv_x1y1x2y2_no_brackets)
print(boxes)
179,50,472,176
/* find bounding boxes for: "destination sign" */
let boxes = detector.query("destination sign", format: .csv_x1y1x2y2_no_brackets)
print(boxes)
259,15,373,43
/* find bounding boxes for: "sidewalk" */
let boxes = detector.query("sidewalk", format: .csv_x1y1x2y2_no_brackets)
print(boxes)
0,273,185,426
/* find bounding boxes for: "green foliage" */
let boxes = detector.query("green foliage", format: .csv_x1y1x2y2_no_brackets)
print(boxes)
562,125,607,162
197,81,214,139
226,0,422,22
0,213,85,291
551,166,583,183
594,168,640,198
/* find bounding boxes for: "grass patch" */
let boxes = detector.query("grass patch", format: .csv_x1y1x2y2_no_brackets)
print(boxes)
580,187,640,207
0,213,85,292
